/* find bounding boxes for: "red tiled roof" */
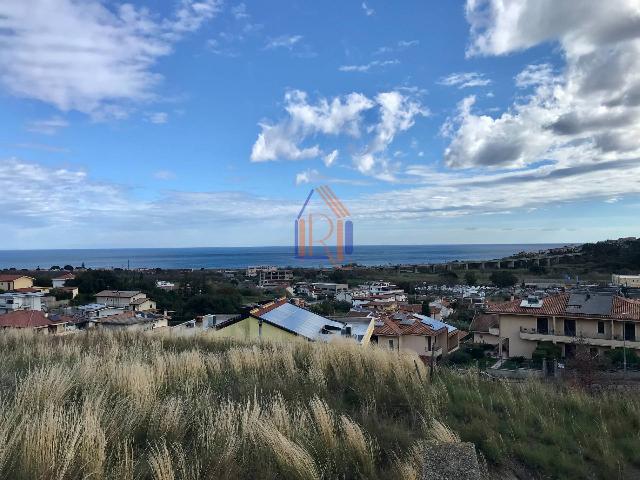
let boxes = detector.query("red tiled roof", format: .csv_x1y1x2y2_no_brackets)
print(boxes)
0,311,65,328
470,314,499,333
251,298,289,318
52,272,75,280
487,293,640,321
0,274,31,282
373,316,446,337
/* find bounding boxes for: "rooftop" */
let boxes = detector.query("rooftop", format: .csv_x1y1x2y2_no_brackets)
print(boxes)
487,292,640,321
95,290,142,298
0,311,70,328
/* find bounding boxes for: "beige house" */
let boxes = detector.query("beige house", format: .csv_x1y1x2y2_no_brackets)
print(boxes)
373,312,460,360
95,290,156,311
0,275,34,291
470,313,500,346
486,292,640,359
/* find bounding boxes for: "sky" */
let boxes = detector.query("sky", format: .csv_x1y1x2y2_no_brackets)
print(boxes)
0,0,639,249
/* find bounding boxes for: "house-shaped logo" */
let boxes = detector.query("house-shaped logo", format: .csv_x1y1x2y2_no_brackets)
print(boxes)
295,185,353,263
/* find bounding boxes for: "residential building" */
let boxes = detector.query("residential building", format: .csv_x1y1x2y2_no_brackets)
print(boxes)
373,312,460,360
52,272,75,288
90,311,168,331
258,269,293,288
0,292,43,314
215,298,371,344
295,282,348,298
246,265,277,277
0,275,34,291
486,292,640,359
0,310,74,334
74,303,126,319
94,290,156,311
469,313,500,346
172,314,241,336
612,274,640,288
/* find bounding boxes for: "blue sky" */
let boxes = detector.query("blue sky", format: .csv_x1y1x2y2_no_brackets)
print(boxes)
1,0,639,248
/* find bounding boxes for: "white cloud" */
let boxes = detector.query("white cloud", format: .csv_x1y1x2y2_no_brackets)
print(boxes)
231,3,249,20
0,0,220,118
515,63,556,88
252,89,427,182
442,0,640,173
251,90,375,162
26,116,69,135
324,149,339,167
264,34,303,50
339,59,399,73
361,2,375,16
374,40,419,55
148,112,169,124
439,72,492,88
295,168,318,185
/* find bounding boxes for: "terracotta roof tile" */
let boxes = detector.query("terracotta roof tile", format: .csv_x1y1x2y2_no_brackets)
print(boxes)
0,311,68,328
487,293,640,321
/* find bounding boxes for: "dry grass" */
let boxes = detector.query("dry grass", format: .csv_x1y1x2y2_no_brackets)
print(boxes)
0,330,637,479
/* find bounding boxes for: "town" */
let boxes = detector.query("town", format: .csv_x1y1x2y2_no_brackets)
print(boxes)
1,237,639,382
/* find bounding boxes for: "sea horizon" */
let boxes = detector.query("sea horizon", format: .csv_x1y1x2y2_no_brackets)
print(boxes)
0,243,576,270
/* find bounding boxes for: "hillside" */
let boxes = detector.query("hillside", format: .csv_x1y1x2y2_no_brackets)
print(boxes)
0,332,638,479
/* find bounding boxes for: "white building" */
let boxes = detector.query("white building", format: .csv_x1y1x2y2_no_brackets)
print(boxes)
156,281,176,290
0,292,43,314
246,265,277,277
74,303,125,319
612,274,640,288
52,272,75,288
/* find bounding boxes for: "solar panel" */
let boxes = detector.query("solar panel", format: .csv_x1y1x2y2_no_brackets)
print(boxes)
261,302,346,341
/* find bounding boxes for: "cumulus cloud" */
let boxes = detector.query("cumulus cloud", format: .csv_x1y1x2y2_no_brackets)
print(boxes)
0,0,220,118
251,89,427,180
442,0,640,173
251,90,375,162
439,72,492,88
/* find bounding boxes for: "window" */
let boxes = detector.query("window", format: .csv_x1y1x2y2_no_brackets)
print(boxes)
537,317,549,334
388,339,394,349
624,322,636,342
564,319,576,337
590,347,598,357
597,321,605,334
427,336,432,351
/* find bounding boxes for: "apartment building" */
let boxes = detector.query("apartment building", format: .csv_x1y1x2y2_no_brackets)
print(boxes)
258,269,293,288
486,292,640,359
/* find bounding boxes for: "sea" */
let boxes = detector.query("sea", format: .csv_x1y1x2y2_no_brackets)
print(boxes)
0,244,571,270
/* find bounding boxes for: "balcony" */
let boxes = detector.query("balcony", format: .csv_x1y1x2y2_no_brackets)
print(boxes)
519,327,640,349
423,347,443,357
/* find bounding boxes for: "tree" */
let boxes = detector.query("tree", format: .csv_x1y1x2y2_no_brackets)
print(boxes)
63,265,74,271
464,271,477,285
421,301,431,316
490,271,518,288
34,276,53,287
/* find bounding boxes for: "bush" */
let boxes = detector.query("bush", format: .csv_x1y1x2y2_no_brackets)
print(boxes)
490,271,518,288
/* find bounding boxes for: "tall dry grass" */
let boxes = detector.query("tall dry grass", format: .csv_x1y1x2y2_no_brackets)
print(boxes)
0,330,637,479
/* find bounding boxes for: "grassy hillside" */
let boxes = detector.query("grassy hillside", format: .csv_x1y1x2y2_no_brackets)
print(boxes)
0,332,638,479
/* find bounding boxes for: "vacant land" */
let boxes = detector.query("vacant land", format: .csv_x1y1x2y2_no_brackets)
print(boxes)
0,332,638,479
